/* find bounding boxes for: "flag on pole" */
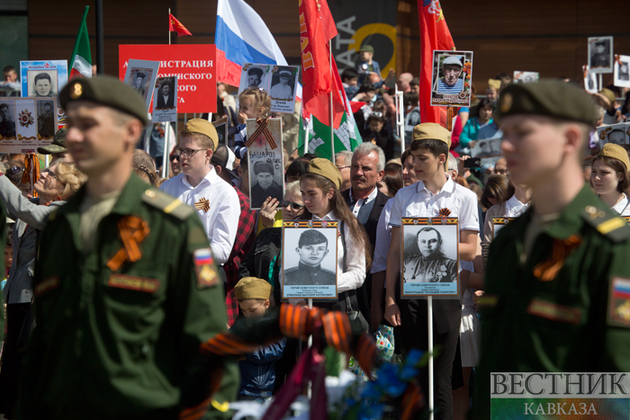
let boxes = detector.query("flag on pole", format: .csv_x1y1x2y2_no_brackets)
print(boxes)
418,0,455,125
169,13,192,37
69,6,92,79
298,56,361,160
215,0,288,87
299,0,344,129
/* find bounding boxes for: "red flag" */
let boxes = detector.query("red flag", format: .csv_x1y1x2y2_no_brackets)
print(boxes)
299,0,344,129
169,13,192,37
418,0,455,125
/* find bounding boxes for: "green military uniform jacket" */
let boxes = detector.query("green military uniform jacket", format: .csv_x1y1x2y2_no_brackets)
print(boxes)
17,174,237,420
474,185,630,418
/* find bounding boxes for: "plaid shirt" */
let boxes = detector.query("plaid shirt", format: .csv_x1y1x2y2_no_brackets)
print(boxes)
224,187,257,325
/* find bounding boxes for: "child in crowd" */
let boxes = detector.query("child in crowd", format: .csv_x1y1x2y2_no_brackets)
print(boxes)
364,112,395,160
234,88,271,159
234,277,285,403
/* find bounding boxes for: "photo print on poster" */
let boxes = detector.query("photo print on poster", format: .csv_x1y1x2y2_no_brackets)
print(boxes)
430,50,473,107
401,218,459,298
614,55,630,88
269,65,299,113
282,220,339,300
513,71,539,84
247,118,283,210
588,36,614,74
597,123,630,146
123,59,160,112
152,76,178,123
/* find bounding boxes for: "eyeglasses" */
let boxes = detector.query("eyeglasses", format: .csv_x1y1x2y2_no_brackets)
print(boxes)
370,111,383,118
169,154,180,162
41,168,60,181
172,148,208,158
6,166,23,177
281,201,304,211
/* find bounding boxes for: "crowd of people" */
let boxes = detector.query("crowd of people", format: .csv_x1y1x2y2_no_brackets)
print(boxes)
0,45,628,419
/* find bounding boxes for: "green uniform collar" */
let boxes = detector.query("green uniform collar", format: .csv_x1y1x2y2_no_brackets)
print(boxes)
539,184,591,240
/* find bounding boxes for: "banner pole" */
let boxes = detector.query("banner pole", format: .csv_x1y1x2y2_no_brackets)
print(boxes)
162,123,170,178
307,298,313,399
329,41,335,164
428,295,434,420
168,8,171,45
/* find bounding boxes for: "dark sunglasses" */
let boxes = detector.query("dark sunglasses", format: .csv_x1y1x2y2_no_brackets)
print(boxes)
281,201,304,211
6,166,24,177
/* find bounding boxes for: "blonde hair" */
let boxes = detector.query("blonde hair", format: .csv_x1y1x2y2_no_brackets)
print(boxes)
56,162,87,198
239,87,271,118
178,130,215,151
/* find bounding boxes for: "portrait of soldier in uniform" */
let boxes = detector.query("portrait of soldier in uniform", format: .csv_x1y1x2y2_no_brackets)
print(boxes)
269,69,294,100
403,226,457,283
250,160,283,209
0,103,16,138
247,67,264,88
284,229,336,286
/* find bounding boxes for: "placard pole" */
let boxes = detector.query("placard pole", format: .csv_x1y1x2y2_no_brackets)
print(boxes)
329,41,335,164
307,298,313,399
428,295,434,420
168,9,172,45
598,73,603,92
162,123,170,178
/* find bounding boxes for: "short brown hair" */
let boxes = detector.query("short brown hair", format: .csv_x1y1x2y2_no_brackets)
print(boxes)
592,155,630,193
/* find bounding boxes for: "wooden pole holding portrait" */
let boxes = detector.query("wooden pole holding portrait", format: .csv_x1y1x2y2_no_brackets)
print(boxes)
401,217,461,420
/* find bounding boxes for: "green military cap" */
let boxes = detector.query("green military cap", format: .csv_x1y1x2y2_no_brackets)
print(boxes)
37,128,67,154
412,123,452,148
234,277,272,300
59,75,148,126
359,45,374,54
308,157,343,190
496,80,598,126
299,229,328,247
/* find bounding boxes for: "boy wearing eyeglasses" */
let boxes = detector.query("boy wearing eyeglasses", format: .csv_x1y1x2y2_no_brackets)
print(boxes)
160,119,240,266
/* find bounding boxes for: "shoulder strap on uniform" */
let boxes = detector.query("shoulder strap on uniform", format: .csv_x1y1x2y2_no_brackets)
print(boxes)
582,204,630,243
141,188,194,221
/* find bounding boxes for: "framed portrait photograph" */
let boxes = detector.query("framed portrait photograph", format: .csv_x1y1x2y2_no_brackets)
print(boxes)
492,217,516,239
597,123,629,146
20,60,68,99
584,66,598,93
238,63,271,97
212,116,228,146
247,118,283,210
282,220,339,300
269,65,299,114
430,50,473,107
123,59,160,113
36,100,55,139
152,76,178,123
401,218,459,298
471,138,502,158
0,98,58,152
614,55,630,89
513,71,539,84
588,36,613,74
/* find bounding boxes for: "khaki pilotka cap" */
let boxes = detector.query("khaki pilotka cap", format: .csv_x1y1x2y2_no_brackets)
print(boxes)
308,157,343,189
183,118,219,151
234,277,272,300
412,123,452,148
495,80,598,126
600,143,630,172
59,75,149,126
38,128,67,154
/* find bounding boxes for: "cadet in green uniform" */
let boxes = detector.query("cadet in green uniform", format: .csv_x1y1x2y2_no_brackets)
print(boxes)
474,80,630,418
17,76,237,420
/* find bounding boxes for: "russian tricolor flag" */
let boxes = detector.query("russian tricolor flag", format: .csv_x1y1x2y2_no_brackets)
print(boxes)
215,0,288,87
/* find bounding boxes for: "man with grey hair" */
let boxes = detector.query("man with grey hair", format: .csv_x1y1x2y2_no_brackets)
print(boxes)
335,150,353,191
342,142,389,329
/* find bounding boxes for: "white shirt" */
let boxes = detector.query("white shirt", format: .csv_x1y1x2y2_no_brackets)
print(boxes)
371,198,395,273
313,210,367,294
349,187,378,218
389,174,480,232
160,169,240,265
613,193,630,216
504,194,530,218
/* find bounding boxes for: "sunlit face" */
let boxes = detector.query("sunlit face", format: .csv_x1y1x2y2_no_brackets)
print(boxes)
178,136,210,178
442,65,462,86
411,148,444,181
351,150,383,192
65,102,134,177
239,298,269,319
591,159,621,196
494,157,507,175
239,95,262,120
486,88,498,102
479,105,493,122
34,163,65,199
35,79,51,96
360,51,373,63
283,190,304,219
301,178,333,217
296,241,329,267
256,171,273,189
402,155,418,187
417,229,440,257
501,115,569,187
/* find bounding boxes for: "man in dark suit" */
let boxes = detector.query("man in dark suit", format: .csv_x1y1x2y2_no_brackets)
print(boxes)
156,80,175,109
341,143,389,327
